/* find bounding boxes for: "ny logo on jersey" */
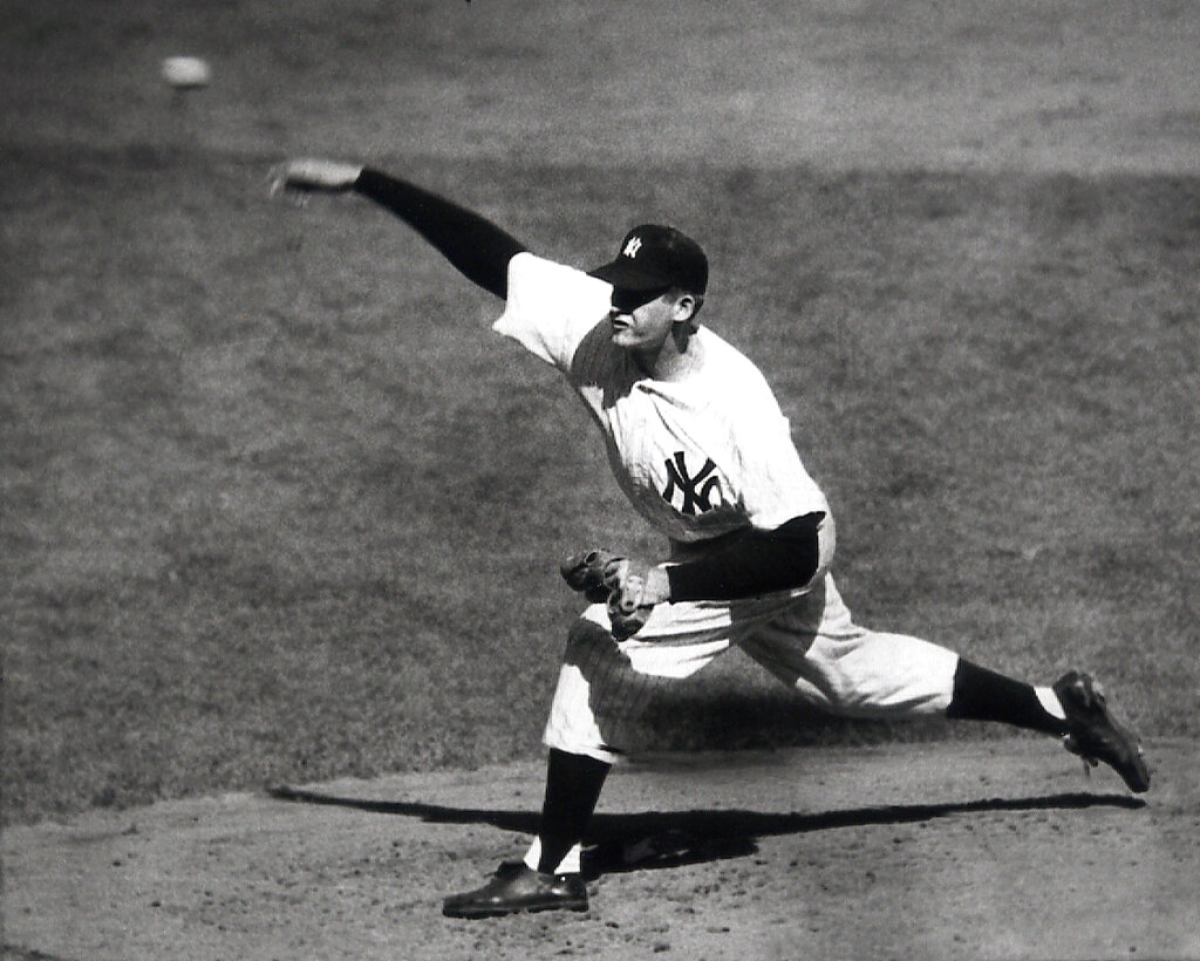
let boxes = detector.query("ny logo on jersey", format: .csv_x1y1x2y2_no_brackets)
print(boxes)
662,452,723,515
622,236,643,259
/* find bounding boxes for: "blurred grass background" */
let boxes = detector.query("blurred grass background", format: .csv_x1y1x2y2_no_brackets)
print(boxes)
2,0,1198,824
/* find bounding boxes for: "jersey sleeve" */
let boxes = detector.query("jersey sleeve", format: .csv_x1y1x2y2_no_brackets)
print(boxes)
491,252,613,370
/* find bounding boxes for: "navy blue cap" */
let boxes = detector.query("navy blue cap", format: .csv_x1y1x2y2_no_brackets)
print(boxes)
589,225,708,295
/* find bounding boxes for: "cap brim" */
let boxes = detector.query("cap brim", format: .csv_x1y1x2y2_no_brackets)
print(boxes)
588,259,672,291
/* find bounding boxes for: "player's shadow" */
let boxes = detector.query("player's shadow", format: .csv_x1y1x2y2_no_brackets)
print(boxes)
266,785,1144,879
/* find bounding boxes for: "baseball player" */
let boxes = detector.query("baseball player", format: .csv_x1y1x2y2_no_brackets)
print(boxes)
271,158,1150,919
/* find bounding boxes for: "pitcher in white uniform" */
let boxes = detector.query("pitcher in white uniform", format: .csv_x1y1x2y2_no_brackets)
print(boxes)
270,158,1150,920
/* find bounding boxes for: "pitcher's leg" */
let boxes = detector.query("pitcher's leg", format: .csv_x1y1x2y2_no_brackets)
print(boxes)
738,575,1148,792
739,576,960,717
527,603,732,881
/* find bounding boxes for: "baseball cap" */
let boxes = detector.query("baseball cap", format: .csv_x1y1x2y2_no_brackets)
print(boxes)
589,225,708,295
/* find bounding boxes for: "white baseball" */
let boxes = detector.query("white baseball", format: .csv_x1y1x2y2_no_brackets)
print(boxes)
162,56,211,90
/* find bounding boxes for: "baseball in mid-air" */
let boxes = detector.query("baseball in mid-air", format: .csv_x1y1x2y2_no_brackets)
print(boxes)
161,56,211,90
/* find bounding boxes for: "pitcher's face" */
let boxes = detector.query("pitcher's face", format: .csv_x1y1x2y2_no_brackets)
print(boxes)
608,288,695,353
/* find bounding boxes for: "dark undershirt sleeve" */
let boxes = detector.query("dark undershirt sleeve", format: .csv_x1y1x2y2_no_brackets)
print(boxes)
665,512,825,602
353,168,528,299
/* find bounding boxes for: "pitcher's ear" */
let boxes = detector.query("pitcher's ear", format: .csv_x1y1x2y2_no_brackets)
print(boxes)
672,292,703,326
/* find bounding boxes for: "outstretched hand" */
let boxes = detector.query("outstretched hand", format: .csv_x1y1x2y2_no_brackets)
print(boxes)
268,158,364,197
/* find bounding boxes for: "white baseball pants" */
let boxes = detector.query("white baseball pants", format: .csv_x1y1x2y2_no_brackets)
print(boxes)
544,573,960,765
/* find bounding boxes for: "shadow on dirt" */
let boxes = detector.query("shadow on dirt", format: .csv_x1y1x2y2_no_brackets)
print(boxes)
266,785,1144,879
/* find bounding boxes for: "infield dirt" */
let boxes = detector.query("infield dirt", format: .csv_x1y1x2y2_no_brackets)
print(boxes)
6,740,1199,960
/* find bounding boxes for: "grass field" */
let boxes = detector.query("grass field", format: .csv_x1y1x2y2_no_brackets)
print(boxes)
3,0,1199,827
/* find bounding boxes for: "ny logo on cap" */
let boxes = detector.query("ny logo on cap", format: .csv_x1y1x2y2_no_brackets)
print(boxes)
622,236,643,259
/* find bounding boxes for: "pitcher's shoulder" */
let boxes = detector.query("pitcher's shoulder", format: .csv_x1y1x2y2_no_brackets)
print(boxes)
695,329,782,405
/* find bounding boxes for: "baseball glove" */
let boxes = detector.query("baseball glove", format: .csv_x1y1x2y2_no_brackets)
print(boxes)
560,550,665,640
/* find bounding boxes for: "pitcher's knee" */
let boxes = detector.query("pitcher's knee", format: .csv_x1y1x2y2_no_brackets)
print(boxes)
563,613,619,669
794,632,959,717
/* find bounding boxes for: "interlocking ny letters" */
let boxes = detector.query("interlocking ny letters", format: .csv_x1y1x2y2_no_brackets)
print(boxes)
662,452,721,515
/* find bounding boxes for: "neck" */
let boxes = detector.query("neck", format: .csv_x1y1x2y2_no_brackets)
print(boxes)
632,326,701,381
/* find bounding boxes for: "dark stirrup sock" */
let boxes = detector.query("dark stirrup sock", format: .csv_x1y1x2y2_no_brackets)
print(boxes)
536,749,611,874
946,658,1069,736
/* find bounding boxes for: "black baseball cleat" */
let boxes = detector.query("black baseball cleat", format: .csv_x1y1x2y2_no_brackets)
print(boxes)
442,861,588,918
1053,670,1150,793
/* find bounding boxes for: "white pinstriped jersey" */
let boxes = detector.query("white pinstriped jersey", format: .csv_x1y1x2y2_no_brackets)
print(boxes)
493,252,828,544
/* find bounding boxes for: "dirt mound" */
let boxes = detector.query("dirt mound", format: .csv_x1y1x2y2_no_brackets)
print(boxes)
6,739,1197,960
